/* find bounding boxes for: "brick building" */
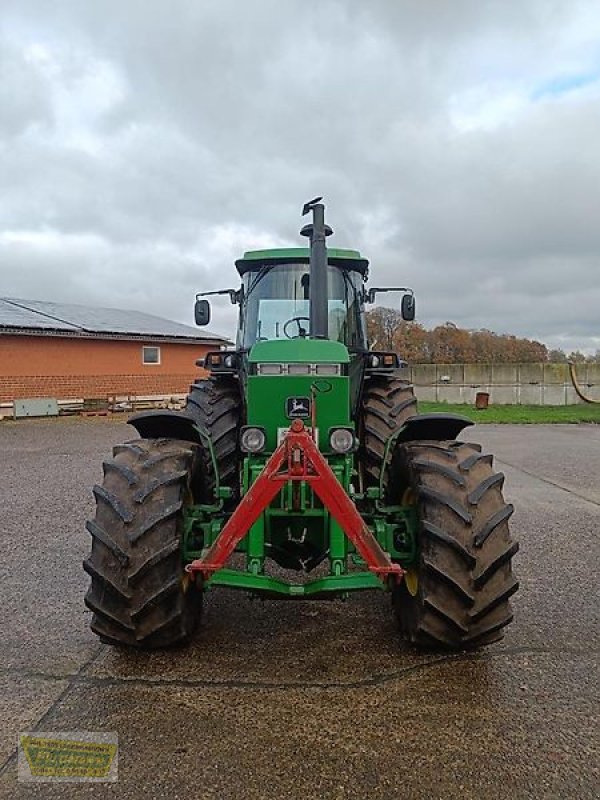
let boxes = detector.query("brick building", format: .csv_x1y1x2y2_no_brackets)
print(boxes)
0,297,228,405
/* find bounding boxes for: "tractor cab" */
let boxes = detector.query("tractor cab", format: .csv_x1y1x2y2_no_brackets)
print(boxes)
194,199,416,359
194,201,417,419
234,248,369,351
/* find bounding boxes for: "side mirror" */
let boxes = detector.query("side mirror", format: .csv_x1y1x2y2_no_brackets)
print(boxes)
195,298,211,326
401,293,415,321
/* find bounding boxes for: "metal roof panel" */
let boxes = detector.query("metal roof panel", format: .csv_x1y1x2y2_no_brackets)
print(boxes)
0,297,228,342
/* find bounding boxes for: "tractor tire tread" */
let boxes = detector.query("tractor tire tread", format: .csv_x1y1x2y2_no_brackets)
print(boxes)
83,558,131,602
468,473,505,505
459,451,492,472
102,461,138,486
185,376,242,502
128,501,184,544
410,458,466,487
360,374,417,487
129,540,181,585
423,558,475,605
473,541,519,587
84,439,202,648
473,504,514,548
390,441,518,649
85,519,129,566
133,470,189,503
92,485,134,523
421,520,476,568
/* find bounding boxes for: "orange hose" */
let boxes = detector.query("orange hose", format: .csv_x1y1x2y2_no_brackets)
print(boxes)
568,362,600,404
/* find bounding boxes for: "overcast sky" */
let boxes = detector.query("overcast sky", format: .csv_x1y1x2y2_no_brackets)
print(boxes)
1,1,599,352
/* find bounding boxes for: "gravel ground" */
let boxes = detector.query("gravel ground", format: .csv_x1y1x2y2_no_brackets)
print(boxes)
0,417,598,799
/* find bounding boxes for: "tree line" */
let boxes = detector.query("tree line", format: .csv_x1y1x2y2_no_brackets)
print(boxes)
366,307,600,364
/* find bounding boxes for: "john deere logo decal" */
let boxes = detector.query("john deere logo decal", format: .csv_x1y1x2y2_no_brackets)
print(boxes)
286,397,311,419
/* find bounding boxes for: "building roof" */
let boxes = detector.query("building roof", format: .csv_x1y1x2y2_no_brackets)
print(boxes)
0,297,229,344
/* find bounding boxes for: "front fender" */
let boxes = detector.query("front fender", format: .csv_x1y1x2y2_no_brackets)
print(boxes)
378,413,474,498
392,413,473,444
128,410,204,446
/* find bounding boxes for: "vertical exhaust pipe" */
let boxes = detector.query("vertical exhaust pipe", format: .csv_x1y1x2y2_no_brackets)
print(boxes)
301,197,332,339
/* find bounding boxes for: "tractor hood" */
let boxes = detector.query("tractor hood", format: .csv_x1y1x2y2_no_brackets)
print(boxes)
246,339,351,452
248,338,350,365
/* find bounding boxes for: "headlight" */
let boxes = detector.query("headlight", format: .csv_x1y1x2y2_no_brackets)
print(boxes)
329,428,355,454
206,351,238,371
366,352,398,369
240,426,266,453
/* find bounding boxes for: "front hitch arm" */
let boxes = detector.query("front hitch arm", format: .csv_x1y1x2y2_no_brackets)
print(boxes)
186,420,404,586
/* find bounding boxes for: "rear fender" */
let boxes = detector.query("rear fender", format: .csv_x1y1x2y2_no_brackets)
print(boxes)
128,410,204,446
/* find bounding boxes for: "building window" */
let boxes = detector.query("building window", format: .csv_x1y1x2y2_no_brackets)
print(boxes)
142,346,161,365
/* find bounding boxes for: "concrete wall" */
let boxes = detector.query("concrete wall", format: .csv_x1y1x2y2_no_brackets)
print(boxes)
409,363,600,405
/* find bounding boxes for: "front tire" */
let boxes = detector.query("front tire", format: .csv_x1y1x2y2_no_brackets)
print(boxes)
390,440,519,649
84,438,202,649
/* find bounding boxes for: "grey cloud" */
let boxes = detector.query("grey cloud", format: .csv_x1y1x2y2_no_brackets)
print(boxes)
1,0,599,352
0,43,53,136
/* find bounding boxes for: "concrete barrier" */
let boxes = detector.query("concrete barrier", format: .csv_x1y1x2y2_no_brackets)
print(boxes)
408,363,600,405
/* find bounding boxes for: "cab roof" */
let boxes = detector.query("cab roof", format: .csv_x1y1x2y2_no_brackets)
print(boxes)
235,247,369,277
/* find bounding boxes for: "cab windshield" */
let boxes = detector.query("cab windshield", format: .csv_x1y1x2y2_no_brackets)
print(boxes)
238,263,367,350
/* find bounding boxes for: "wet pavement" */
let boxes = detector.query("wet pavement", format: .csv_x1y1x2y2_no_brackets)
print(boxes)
0,417,598,799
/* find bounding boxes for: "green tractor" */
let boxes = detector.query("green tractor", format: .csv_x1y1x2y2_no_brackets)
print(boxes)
84,199,518,650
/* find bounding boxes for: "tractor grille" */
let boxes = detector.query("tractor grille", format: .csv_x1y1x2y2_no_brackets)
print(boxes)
256,363,341,376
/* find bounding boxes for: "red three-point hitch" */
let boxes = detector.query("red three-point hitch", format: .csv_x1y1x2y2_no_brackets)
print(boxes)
186,419,404,585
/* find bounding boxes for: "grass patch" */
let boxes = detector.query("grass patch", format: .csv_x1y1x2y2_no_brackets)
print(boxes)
419,402,600,424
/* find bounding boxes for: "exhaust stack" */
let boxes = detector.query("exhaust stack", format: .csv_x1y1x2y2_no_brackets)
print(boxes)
301,197,332,339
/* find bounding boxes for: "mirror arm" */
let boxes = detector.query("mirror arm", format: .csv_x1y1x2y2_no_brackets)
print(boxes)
365,287,413,304
196,288,241,305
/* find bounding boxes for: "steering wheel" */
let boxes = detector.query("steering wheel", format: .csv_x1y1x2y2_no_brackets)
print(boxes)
283,316,310,339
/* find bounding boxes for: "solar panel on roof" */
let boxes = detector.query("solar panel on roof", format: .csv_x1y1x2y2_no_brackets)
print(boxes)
0,297,227,342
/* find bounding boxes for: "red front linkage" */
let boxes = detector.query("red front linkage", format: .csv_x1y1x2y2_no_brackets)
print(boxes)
186,419,404,585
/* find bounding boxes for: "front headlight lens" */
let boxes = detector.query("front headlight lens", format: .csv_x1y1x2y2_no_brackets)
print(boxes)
329,428,355,454
240,427,266,453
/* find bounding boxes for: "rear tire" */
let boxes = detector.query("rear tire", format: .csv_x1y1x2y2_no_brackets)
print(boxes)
360,373,418,486
84,438,202,649
389,440,519,649
185,376,242,503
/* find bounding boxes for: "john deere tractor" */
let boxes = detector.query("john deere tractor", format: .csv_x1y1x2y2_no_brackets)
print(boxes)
84,199,518,650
